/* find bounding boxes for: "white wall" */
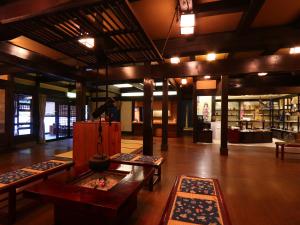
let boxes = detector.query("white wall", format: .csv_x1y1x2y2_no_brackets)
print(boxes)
121,101,132,132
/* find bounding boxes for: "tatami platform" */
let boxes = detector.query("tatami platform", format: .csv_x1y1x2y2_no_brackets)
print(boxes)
54,139,143,159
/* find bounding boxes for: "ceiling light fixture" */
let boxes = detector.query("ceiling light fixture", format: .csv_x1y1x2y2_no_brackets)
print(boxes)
121,92,144,97
289,47,300,54
170,57,180,64
78,37,95,48
67,92,76,98
121,91,177,97
206,53,216,61
181,78,187,85
258,72,268,76
180,14,195,35
204,75,211,79
113,84,133,88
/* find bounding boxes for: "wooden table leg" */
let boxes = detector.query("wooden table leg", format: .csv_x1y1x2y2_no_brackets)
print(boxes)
8,188,16,225
148,175,153,192
157,166,161,183
281,145,285,160
276,144,279,158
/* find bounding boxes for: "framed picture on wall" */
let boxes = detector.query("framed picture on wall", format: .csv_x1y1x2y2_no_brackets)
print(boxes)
197,96,212,122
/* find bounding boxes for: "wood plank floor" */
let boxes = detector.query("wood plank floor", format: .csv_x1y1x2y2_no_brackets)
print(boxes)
1,137,300,225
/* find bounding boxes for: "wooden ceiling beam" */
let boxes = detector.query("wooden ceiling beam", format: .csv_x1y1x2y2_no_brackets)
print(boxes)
0,42,87,81
236,0,265,34
194,0,250,17
154,26,300,57
92,54,300,81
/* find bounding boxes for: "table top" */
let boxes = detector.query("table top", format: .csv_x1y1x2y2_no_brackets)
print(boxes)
0,160,73,192
24,164,154,211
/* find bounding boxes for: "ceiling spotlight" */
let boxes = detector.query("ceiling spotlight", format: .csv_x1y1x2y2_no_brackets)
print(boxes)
78,37,94,48
206,53,216,61
181,78,187,85
204,75,211,79
180,14,195,35
258,72,268,76
289,47,300,54
170,57,180,64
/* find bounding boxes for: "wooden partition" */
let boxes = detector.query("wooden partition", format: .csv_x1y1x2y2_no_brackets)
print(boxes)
73,121,121,168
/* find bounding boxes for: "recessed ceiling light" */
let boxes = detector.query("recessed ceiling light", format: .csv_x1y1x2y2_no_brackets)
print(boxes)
67,92,76,98
170,57,180,64
206,53,216,61
258,72,268,76
204,75,211,79
78,37,94,48
181,78,187,85
153,91,177,96
289,47,300,54
121,92,144,97
180,14,195,35
114,84,133,88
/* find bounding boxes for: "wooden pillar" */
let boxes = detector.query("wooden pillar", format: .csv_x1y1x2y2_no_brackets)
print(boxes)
33,75,40,143
76,81,86,122
143,77,154,156
161,77,168,151
176,90,183,136
220,75,229,155
192,77,198,143
5,74,14,149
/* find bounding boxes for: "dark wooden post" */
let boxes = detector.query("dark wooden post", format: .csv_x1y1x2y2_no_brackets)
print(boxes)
220,75,229,155
33,75,40,143
192,77,198,143
76,81,86,122
161,77,168,151
143,77,154,155
5,74,14,149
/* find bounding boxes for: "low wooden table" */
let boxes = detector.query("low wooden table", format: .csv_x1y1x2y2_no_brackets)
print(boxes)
160,175,231,225
0,160,73,225
110,153,164,188
24,164,154,225
275,141,300,160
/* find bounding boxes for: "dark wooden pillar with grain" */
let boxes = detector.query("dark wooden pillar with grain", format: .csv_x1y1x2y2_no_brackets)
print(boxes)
161,77,168,151
33,75,40,143
220,75,229,155
192,77,198,143
76,81,86,122
5,74,14,149
143,77,154,155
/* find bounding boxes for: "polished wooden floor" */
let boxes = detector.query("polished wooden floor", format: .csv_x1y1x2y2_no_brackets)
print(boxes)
1,137,300,225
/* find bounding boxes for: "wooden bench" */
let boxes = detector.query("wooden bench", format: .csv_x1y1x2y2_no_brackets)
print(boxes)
275,142,300,160
110,153,164,190
0,159,73,225
160,175,231,225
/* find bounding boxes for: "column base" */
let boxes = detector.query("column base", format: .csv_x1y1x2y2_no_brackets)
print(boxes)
220,147,228,156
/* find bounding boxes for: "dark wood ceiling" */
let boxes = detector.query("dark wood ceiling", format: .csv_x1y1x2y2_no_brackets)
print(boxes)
0,0,300,86
3,0,163,68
